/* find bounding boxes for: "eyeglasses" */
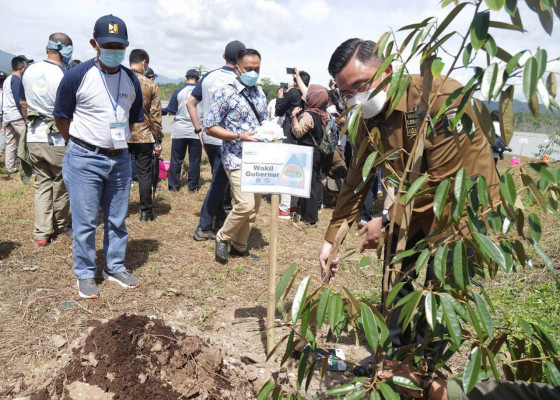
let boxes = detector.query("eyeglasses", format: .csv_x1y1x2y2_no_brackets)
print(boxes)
340,79,374,103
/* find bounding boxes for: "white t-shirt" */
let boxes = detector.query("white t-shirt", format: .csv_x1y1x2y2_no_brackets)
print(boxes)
191,66,238,146
21,60,65,144
2,75,23,123
167,84,201,139
53,58,144,149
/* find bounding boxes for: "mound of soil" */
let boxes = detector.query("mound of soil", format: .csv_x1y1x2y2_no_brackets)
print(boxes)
31,314,255,400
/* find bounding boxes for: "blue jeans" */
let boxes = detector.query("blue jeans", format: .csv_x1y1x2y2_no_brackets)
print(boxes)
169,138,201,191
63,140,131,280
198,144,228,231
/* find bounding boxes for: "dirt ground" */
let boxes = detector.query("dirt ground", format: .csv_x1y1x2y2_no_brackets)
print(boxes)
0,142,558,399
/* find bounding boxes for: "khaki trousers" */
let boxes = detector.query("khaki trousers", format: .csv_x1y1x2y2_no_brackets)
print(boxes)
5,118,25,172
216,169,261,252
28,143,71,240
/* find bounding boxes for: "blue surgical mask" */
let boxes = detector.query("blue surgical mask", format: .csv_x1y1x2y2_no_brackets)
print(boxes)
239,70,259,87
99,48,126,68
47,40,73,69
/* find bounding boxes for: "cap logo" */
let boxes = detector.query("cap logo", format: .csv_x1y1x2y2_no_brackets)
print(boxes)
109,23,118,34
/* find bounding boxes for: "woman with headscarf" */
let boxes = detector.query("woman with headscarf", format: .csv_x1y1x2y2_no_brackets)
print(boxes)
290,84,329,225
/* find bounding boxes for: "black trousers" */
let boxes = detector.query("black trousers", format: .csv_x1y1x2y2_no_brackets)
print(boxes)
383,230,449,366
128,143,154,213
169,138,201,191
299,150,323,224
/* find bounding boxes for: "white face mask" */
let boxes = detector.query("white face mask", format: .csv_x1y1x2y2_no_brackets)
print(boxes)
347,86,387,119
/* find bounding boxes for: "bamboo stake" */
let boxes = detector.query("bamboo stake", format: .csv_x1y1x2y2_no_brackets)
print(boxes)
266,194,280,354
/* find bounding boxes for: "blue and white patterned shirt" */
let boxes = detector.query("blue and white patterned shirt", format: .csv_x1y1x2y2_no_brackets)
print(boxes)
205,79,268,170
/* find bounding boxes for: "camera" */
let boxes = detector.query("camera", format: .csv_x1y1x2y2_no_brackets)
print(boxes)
280,82,288,89
286,67,295,75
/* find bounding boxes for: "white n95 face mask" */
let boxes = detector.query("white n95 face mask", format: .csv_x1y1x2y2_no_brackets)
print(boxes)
347,87,387,119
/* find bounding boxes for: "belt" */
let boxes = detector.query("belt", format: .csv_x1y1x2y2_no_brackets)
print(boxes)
70,136,124,157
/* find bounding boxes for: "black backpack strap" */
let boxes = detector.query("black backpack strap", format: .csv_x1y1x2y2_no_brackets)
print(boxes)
230,84,263,125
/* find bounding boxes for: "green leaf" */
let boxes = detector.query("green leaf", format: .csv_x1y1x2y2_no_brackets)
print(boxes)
362,151,379,181
389,75,411,112
359,256,372,269
474,292,494,337
431,57,445,78
434,244,449,283
360,303,379,351
385,282,406,308
421,32,455,63
281,330,295,365
276,263,298,303
529,92,539,117
488,20,523,31
297,346,311,390
425,291,438,331
402,175,429,203
441,294,462,345
535,49,548,79
485,0,505,10
463,44,473,67
473,99,497,148
546,361,560,386
328,293,343,331
378,382,400,400
470,11,490,50
326,378,366,396
531,239,555,272
385,64,405,102
346,390,366,400
481,63,499,100
452,240,469,290
432,3,468,40
434,179,451,220
499,85,515,145
373,54,396,82
376,32,391,58
316,289,330,330
535,1,554,35
472,232,507,270
505,50,526,75
483,35,497,58
452,167,468,223
546,72,557,97
477,176,489,208
463,347,482,393
347,106,361,146
500,173,517,205
529,213,542,242
257,380,276,400
415,248,432,274
389,376,423,390
527,162,555,183
505,0,518,15
291,276,310,325
523,56,539,102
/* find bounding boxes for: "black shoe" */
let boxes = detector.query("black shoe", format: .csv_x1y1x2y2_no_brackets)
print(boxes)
139,211,156,222
229,246,260,261
193,228,216,241
215,239,229,264
169,186,179,192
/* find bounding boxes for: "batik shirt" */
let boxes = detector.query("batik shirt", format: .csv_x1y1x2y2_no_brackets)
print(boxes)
205,78,267,170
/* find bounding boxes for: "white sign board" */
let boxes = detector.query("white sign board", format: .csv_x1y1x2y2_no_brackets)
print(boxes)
518,138,529,144
241,142,313,198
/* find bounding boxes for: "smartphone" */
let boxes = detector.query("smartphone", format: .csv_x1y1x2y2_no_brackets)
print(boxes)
280,82,288,89
286,67,295,75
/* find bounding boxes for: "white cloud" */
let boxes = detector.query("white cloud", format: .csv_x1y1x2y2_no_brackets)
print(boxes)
0,0,557,102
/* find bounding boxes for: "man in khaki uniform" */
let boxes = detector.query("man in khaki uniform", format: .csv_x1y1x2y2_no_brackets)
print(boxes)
319,38,500,358
128,49,162,221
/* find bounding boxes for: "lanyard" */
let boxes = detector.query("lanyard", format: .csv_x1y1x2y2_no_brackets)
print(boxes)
96,63,121,122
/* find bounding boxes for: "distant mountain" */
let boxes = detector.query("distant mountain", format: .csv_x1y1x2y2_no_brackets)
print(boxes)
484,99,555,114
155,75,183,85
0,49,15,73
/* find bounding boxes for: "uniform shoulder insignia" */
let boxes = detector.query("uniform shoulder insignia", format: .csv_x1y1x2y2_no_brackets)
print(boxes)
404,111,418,137
443,106,465,137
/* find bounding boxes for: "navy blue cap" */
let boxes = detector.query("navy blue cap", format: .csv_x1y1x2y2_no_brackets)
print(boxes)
93,14,129,46
146,67,157,79
224,40,246,61
185,69,200,78
16,55,34,64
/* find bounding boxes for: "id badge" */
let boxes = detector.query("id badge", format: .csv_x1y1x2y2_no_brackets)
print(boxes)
110,122,128,149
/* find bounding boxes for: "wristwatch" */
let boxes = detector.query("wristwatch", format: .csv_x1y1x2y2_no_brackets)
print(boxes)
236,132,242,142
194,128,202,134
382,209,390,227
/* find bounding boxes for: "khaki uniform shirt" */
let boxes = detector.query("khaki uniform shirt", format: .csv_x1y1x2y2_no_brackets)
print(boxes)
325,75,500,242
448,379,560,400
129,71,162,143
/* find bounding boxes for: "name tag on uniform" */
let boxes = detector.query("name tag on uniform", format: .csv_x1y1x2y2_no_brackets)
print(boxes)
110,122,128,149
404,111,417,137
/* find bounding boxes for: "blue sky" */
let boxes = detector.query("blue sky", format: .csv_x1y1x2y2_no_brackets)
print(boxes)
1,0,558,100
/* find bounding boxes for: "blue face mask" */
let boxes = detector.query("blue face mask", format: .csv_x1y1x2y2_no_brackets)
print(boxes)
47,40,73,69
239,70,259,87
99,47,126,68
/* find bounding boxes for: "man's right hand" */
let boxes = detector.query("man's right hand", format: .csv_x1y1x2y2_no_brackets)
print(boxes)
356,217,383,253
241,132,257,142
319,240,339,280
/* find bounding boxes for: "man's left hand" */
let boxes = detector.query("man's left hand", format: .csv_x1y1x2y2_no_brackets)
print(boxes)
355,217,383,253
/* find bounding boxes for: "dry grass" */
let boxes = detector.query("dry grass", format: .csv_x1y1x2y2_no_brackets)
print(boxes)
0,140,557,393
